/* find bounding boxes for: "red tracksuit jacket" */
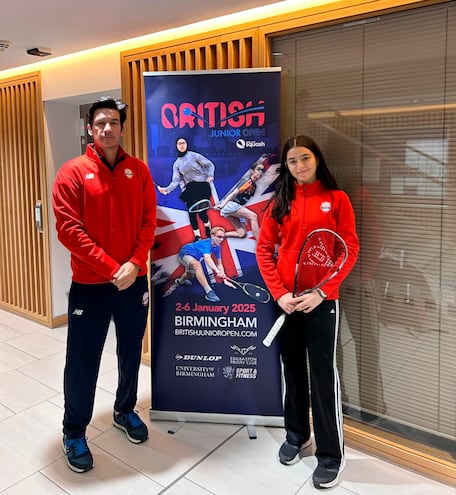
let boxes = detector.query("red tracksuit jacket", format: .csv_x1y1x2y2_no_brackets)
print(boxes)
256,180,359,301
52,144,156,284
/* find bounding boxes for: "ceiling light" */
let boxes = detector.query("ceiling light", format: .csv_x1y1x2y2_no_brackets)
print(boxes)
0,40,11,51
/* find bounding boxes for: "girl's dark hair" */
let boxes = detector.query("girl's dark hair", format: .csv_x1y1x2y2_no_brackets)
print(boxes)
88,97,128,127
270,135,339,223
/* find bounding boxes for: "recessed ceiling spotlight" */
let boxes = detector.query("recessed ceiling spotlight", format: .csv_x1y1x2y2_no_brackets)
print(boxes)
26,46,52,57
0,40,11,51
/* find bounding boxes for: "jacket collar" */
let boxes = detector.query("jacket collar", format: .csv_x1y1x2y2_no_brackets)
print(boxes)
86,143,127,169
294,179,324,196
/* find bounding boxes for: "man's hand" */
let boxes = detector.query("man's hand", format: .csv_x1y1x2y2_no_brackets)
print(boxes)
112,261,140,290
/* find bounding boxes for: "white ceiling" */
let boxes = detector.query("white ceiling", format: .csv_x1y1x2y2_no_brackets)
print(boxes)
0,0,285,72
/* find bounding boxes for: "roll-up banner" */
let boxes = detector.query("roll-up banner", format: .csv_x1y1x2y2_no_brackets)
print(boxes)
145,68,283,425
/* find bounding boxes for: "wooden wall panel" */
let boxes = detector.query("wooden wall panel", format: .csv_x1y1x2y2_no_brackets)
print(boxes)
0,72,51,324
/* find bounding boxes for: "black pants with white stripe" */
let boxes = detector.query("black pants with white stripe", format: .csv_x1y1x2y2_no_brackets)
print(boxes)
279,299,344,465
63,276,149,438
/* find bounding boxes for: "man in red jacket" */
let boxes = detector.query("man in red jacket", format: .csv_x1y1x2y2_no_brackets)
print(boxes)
53,97,156,473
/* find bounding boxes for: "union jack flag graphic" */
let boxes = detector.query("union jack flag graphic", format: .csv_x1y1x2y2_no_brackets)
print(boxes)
151,154,280,293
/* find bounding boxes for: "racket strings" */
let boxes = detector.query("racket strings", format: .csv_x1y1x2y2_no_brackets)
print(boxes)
295,232,347,293
303,235,341,267
306,245,335,267
225,277,271,304
243,283,271,303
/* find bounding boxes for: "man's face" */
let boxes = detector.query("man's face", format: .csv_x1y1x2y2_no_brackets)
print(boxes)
211,231,225,246
88,108,124,152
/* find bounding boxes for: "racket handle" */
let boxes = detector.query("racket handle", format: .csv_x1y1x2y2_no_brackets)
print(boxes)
263,313,286,347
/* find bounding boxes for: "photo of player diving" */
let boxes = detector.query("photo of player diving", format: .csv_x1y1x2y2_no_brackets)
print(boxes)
213,158,266,241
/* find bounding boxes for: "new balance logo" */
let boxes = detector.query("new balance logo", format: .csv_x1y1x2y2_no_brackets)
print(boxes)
72,309,83,316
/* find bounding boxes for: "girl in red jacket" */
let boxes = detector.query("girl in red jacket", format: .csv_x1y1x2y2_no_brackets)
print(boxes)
256,135,359,489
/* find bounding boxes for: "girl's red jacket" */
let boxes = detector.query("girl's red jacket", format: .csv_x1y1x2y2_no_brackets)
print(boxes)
256,180,359,301
52,144,156,284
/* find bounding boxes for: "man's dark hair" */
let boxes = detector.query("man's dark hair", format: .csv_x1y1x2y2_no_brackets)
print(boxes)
88,97,128,127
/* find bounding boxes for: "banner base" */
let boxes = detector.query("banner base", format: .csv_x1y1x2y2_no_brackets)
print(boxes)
149,409,284,428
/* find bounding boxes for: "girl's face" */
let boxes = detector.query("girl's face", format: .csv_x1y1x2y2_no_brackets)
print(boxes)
176,139,188,152
286,146,318,185
251,164,264,181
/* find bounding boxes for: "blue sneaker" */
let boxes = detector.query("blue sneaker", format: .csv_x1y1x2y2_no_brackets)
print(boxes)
205,290,220,302
113,410,148,444
62,435,93,473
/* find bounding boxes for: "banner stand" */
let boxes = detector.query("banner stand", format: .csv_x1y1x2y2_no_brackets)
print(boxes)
145,68,284,430
151,411,284,440
150,410,284,428
164,420,260,440
166,421,185,435
247,425,257,439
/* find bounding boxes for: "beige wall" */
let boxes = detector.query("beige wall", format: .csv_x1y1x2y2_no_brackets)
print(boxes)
41,53,121,101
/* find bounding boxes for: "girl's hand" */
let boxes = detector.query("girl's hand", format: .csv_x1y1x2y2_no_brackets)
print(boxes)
294,290,325,313
277,293,297,314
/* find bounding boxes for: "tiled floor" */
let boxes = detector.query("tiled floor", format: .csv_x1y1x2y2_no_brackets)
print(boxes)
0,308,454,495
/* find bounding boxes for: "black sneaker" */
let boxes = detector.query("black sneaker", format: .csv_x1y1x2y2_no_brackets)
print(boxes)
312,458,345,489
62,435,94,473
113,410,148,444
278,438,312,465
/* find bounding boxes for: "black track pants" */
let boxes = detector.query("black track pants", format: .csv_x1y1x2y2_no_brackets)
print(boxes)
63,276,149,438
279,299,344,464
